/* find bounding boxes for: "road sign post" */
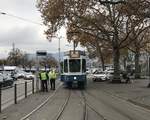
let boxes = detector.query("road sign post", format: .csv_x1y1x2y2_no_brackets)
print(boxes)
148,57,150,88
36,51,47,92
0,84,2,112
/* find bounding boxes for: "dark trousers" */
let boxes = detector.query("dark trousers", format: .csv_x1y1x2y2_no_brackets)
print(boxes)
50,79,55,90
41,80,48,92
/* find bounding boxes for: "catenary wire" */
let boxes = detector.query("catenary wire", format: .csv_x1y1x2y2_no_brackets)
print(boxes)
0,11,43,26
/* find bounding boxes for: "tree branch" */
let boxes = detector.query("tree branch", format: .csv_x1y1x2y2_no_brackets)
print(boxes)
98,0,126,5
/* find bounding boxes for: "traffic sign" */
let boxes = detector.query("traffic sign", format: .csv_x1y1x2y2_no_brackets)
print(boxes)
36,50,47,56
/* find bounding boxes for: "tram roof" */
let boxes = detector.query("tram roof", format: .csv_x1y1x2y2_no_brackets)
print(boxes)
64,50,86,56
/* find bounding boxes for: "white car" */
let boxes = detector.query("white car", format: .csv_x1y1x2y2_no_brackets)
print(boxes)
106,71,114,80
92,71,107,82
24,72,35,80
14,71,27,79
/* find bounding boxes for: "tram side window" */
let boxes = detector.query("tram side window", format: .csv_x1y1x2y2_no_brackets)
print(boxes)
69,59,80,72
64,59,68,72
82,59,86,73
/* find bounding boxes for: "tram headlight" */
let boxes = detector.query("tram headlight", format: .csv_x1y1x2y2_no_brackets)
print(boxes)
74,77,77,80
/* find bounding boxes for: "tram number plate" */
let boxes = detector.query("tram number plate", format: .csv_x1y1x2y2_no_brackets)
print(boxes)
73,81,78,84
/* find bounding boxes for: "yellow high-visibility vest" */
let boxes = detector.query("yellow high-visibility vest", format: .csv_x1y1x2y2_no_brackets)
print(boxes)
40,72,47,80
49,71,56,79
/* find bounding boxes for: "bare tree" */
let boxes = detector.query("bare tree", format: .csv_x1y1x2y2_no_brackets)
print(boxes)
7,48,24,66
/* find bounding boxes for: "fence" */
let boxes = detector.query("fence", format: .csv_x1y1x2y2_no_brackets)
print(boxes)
0,79,35,112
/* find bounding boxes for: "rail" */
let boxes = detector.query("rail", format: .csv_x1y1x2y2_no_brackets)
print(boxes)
52,90,71,120
80,91,107,120
20,83,62,120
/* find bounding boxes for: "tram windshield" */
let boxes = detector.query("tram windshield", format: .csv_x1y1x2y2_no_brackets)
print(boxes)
64,59,68,72
82,59,86,73
69,59,80,72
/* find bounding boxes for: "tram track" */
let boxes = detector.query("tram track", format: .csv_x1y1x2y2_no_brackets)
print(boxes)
20,85,134,120
20,83,63,120
52,90,71,120
80,91,107,120
81,91,88,120
84,90,136,120
20,86,83,120
71,89,107,120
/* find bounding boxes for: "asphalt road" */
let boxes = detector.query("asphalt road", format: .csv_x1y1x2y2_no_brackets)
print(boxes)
21,80,150,120
1,79,150,120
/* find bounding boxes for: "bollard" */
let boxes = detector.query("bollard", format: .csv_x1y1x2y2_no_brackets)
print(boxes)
32,79,34,94
25,81,27,98
14,84,17,104
0,83,2,113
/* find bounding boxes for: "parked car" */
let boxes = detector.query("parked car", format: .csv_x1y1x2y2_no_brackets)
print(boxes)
0,73,14,87
24,72,35,80
92,71,107,82
105,68,114,73
106,71,114,80
14,71,26,79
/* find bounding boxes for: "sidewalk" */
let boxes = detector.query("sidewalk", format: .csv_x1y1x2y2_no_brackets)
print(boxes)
96,79,150,110
0,80,61,120
0,92,52,120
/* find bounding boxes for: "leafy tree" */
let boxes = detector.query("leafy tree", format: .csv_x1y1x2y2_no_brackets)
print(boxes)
37,0,150,82
39,55,57,70
127,29,150,78
121,0,150,78
0,59,7,66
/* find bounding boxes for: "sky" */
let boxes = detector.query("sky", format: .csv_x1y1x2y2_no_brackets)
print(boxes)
0,0,84,58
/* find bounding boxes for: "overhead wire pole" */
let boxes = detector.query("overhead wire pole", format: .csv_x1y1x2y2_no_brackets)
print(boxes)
58,37,61,74
57,36,63,74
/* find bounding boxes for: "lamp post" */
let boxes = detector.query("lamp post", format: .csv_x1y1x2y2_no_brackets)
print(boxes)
58,37,61,74
57,36,63,74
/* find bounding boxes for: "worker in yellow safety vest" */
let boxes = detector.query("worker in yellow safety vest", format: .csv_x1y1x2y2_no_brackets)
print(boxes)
49,69,57,90
39,71,49,92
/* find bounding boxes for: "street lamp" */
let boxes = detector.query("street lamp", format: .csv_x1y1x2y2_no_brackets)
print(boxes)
57,36,63,74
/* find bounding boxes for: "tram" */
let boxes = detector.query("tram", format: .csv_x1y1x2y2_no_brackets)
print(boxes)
61,50,87,88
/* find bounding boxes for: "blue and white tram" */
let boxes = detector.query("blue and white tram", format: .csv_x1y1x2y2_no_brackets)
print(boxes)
61,50,87,88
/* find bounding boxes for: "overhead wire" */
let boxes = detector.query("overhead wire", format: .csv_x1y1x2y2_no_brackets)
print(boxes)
0,11,43,26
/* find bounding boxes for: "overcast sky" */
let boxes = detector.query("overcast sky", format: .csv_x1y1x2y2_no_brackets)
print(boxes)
0,0,84,58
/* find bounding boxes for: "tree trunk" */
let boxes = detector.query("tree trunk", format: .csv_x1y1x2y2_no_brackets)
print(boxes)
112,47,121,83
95,40,105,71
100,48,105,71
123,57,127,70
134,50,141,78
